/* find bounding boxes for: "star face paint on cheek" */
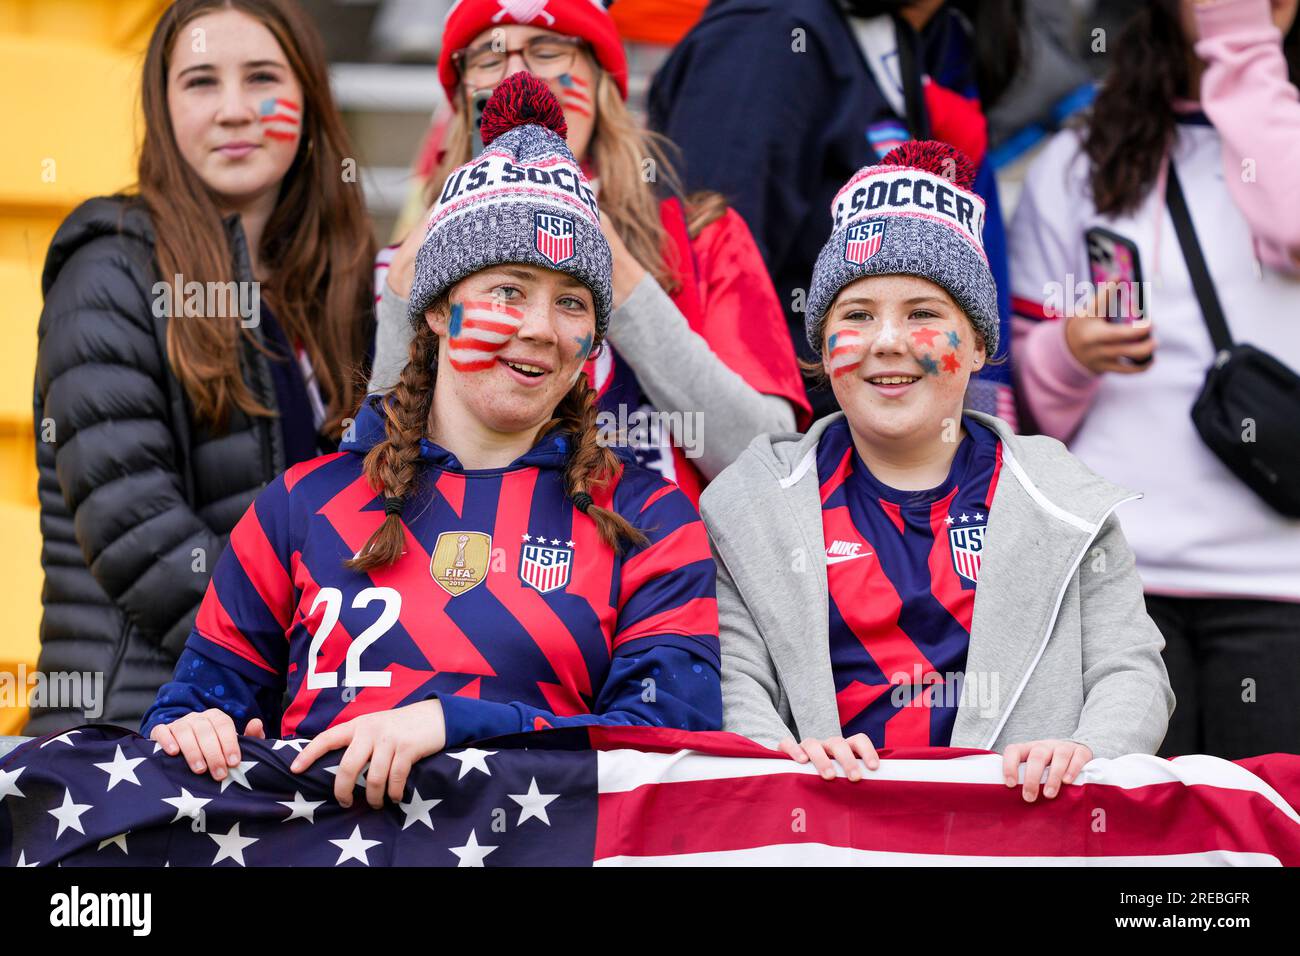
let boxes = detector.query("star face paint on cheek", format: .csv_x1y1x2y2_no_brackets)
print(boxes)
918,353,940,376
259,98,301,142
911,327,941,348
446,300,525,372
828,329,866,378
940,352,961,373
555,73,592,119
946,330,961,348
569,331,594,384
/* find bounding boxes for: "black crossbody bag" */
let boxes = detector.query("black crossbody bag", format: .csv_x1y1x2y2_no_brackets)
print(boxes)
1165,166,1300,518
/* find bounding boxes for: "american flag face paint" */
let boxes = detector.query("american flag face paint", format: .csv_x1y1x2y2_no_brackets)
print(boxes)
828,329,866,378
259,98,301,142
446,299,525,372
555,73,592,119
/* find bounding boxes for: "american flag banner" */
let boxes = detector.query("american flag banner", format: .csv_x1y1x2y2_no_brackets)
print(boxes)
3,725,1299,867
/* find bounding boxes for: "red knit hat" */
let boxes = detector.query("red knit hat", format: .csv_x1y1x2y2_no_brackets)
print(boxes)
439,0,629,106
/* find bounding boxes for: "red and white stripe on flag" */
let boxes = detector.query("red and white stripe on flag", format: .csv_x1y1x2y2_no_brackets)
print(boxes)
584,729,1300,866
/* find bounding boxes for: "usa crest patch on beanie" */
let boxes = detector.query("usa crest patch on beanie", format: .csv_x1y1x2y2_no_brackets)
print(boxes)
408,72,614,336
806,141,999,357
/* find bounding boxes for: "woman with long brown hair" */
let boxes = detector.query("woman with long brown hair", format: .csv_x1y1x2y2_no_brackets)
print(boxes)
28,0,374,735
370,0,811,507
141,77,722,807
1009,0,1300,760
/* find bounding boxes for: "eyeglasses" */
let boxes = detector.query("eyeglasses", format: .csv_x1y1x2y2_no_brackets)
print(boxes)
452,35,585,89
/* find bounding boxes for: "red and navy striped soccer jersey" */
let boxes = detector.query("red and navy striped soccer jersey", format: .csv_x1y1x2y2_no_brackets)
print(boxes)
816,415,1003,748
143,396,722,746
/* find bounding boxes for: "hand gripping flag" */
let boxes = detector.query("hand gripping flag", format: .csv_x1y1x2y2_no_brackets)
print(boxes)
3,725,1300,867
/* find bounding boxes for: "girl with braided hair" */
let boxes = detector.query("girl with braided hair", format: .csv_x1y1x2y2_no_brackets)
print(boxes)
139,76,722,809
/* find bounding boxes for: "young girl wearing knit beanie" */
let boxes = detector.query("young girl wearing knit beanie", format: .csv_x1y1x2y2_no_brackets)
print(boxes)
141,76,722,808
370,0,811,506
701,143,1173,803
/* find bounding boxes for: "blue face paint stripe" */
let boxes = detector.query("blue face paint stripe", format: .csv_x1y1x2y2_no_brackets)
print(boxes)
448,302,463,337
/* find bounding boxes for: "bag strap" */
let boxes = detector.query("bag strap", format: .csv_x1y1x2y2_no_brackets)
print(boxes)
1165,163,1234,351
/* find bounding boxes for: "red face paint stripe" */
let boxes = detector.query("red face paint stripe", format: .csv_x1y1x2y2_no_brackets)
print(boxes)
263,130,297,141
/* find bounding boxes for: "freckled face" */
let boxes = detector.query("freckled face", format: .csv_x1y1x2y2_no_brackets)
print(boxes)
822,274,985,443
427,264,597,434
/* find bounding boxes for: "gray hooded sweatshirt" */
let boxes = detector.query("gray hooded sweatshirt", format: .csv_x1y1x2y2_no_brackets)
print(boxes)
699,410,1174,759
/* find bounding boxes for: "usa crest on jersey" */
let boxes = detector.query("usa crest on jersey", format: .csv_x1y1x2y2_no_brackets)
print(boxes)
519,541,573,594
534,212,575,265
844,220,886,265
949,524,985,585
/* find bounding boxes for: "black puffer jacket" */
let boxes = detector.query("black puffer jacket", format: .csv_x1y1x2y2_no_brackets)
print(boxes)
28,196,291,735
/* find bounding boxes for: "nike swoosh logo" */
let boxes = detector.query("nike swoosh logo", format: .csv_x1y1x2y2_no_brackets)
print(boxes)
825,551,873,565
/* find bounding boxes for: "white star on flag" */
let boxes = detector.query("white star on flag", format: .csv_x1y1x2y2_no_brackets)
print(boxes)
272,739,310,753
565,539,575,548
330,825,382,865
521,532,532,541
94,745,147,791
399,788,441,831
959,513,970,523
278,791,326,823
48,788,93,838
944,515,955,525
98,832,129,854
15,850,38,867
974,512,985,521
39,730,80,748
448,748,497,779
508,778,559,826
0,765,25,803
162,787,212,824
325,762,369,789
450,829,497,867
550,538,560,546
209,822,259,866
218,760,258,793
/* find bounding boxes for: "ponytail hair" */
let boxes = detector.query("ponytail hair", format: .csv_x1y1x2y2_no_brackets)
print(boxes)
347,307,645,571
